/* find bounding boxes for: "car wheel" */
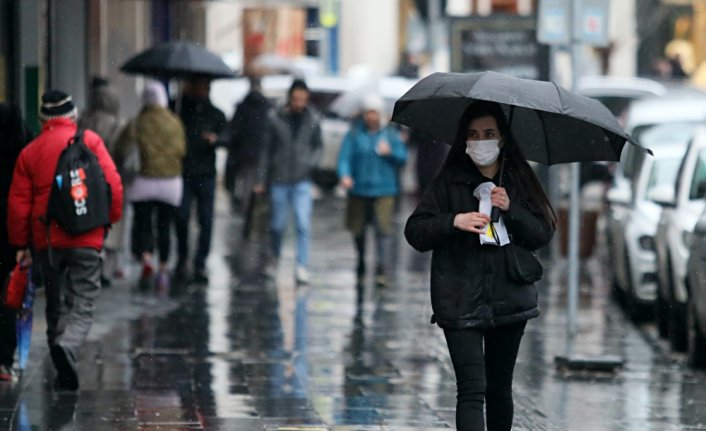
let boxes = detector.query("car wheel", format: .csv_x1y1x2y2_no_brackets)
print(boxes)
655,289,670,338
623,245,648,321
669,301,688,352
687,300,706,368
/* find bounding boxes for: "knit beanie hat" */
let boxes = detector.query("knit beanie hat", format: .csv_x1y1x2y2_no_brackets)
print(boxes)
142,80,168,108
360,93,384,113
40,90,77,121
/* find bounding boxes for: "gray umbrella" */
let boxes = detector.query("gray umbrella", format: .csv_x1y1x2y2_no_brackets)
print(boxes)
392,71,650,164
120,41,235,80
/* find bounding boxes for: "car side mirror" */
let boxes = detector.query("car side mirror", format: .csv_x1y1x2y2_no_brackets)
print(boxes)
607,186,630,206
648,184,676,208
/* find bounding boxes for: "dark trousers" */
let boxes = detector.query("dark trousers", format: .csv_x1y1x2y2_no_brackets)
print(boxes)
0,247,16,367
132,201,176,264
176,174,215,271
443,321,527,431
38,248,102,360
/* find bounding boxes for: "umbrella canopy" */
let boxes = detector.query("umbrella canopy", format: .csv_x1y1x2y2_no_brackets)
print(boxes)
121,41,236,80
392,71,650,165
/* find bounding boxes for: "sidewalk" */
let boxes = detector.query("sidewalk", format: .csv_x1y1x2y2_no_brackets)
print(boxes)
1,195,705,430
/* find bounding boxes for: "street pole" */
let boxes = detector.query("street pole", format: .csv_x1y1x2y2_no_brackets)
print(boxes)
567,0,581,341
540,0,624,372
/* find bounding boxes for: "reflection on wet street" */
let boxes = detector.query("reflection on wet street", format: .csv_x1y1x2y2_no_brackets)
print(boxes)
2,196,706,430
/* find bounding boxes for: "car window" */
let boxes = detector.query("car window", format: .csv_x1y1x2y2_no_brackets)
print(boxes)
625,122,697,180
689,150,706,200
309,91,341,118
646,157,681,198
592,96,636,117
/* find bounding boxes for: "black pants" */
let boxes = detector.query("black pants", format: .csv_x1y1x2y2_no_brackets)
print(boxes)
132,201,176,264
176,174,215,272
444,321,527,431
0,245,16,367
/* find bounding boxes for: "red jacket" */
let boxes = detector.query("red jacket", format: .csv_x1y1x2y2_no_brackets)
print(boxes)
8,118,123,251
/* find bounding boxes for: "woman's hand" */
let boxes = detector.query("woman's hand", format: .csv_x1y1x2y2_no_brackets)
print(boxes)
491,187,510,211
454,212,491,234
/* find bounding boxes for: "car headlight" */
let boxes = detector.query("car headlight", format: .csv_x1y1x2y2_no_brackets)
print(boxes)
683,230,694,249
638,235,655,251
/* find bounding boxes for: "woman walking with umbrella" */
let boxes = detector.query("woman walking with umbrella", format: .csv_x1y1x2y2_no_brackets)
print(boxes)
405,101,555,430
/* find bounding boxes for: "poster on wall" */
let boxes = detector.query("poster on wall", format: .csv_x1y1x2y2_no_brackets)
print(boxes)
243,7,306,74
450,15,549,81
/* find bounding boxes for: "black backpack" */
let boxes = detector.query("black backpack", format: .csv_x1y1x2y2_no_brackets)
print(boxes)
46,130,111,235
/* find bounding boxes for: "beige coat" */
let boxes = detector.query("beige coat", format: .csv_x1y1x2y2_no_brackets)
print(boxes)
115,105,186,178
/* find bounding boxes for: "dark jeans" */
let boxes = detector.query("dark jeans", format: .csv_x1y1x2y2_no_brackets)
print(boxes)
132,201,176,264
444,321,527,431
347,196,395,272
38,248,102,361
0,246,16,367
176,174,215,272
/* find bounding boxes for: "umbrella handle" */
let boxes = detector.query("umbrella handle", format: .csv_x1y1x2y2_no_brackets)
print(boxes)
491,105,514,224
491,206,501,223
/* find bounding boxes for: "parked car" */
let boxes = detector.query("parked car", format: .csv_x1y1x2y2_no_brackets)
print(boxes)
619,90,706,190
606,127,689,319
652,126,706,351
685,205,706,368
578,75,667,123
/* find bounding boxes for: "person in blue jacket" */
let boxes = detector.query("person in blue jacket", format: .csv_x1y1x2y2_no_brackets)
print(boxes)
337,94,407,286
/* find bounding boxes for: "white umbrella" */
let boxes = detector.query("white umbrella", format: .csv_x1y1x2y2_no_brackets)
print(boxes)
330,76,417,118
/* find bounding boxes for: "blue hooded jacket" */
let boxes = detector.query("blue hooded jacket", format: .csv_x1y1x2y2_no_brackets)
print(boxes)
337,121,407,197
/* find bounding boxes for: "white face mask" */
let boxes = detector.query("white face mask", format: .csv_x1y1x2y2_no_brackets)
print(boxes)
466,139,500,167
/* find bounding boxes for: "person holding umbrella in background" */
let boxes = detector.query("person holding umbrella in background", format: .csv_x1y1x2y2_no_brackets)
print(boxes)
120,41,234,285
115,81,186,295
174,77,227,284
405,101,556,430
0,103,33,381
337,94,407,287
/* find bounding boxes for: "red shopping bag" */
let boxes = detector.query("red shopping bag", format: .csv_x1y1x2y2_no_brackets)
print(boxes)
2,263,29,310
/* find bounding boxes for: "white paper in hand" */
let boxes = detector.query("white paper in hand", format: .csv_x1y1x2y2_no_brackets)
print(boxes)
473,181,510,246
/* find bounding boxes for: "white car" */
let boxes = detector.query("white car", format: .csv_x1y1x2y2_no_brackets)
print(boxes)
685,205,706,368
606,126,689,318
578,75,667,122
652,126,706,351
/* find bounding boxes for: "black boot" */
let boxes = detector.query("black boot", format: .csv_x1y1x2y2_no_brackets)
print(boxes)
356,259,366,280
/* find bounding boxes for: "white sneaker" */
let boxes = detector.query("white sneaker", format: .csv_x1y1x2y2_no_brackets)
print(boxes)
295,266,310,284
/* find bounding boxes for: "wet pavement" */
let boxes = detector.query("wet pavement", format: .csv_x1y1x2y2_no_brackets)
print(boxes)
2,194,706,430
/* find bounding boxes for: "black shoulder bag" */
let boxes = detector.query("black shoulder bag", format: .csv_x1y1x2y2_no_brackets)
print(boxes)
504,242,543,284
489,223,543,284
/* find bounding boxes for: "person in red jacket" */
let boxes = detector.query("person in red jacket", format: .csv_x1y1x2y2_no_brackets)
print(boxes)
7,90,123,390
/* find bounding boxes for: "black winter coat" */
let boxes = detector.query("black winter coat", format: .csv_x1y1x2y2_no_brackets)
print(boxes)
177,96,226,177
405,158,555,330
225,90,271,167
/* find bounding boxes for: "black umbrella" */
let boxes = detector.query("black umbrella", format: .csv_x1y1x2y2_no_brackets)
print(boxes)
120,41,235,80
392,71,650,165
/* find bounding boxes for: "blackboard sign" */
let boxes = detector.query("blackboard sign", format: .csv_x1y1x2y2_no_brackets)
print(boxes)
450,15,549,81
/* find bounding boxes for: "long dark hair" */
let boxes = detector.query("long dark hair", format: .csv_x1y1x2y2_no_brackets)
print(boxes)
444,101,556,228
